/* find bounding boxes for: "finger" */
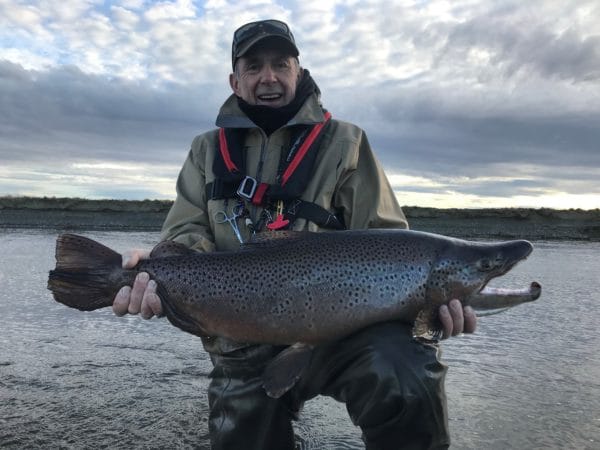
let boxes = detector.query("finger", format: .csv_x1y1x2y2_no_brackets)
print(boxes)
147,281,164,317
438,304,453,340
128,272,149,314
122,249,151,269
449,299,464,336
463,305,477,334
140,280,163,319
122,250,139,269
113,286,131,316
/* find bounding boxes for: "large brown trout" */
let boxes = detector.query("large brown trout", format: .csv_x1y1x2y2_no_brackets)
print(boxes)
48,229,540,396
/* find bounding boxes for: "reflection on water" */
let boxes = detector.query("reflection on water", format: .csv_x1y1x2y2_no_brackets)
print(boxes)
1,230,599,449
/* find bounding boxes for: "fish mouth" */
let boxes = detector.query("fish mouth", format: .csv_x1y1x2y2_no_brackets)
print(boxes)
468,239,538,310
468,281,542,314
478,239,533,290
475,281,542,302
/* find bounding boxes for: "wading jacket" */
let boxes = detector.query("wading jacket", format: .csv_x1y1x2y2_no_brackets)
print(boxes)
160,92,408,353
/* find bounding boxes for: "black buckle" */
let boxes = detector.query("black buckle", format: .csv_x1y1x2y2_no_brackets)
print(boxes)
237,176,257,201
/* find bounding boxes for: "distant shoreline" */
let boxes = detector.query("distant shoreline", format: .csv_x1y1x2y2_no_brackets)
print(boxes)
1,196,599,241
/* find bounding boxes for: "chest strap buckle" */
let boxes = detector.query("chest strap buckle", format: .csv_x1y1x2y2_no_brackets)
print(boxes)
236,176,257,201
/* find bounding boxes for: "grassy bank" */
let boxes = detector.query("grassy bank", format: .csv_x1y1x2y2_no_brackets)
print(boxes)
0,196,172,212
1,196,599,240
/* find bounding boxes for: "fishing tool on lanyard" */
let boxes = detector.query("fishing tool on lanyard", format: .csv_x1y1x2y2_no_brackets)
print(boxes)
213,199,245,244
266,200,290,230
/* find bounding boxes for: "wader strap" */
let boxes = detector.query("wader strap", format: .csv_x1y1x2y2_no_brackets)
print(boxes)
218,128,239,173
281,111,331,187
206,112,345,230
209,112,332,201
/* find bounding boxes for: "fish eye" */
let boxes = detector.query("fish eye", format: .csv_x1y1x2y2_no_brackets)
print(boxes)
477,258,493,272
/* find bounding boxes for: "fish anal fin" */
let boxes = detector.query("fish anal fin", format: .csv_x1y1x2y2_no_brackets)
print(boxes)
262,343,313,398
149,241,197,259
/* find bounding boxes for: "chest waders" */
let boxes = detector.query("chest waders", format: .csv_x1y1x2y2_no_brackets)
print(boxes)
204,113,449,450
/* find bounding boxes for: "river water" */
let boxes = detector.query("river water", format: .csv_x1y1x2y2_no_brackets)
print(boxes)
0,229,598,449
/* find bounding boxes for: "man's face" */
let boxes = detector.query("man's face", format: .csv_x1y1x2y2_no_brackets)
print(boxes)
230,47,301,108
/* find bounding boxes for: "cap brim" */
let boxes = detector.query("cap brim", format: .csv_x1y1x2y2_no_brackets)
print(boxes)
236,35,299,60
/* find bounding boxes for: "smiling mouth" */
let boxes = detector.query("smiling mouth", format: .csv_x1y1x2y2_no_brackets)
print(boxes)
257,93,283,102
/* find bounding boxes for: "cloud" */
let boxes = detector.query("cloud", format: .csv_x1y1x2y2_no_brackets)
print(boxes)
0,60,225,199
435,3,600,83
0,0,599,207
0,61,225,162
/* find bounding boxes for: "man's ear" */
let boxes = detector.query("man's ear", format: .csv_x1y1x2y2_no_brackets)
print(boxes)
229,73,240,95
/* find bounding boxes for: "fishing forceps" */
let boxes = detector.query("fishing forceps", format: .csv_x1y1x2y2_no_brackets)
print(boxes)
214,202,245,244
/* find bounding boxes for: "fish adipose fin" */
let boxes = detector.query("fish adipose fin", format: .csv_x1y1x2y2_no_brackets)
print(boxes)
262,343,313,398
48,234,132,311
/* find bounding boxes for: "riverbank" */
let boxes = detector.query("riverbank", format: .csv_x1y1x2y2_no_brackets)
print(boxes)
1,196,599,240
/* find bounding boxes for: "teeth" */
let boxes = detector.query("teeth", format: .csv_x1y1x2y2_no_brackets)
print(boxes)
259,94,281,100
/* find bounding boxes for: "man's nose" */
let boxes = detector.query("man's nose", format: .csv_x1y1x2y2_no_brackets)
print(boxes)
259,65,277,83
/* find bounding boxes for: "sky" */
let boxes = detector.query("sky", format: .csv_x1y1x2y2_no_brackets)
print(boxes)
1,0,599,209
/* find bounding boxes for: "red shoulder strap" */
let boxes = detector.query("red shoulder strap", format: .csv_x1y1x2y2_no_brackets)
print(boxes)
280,111,332,187
218,128,239,172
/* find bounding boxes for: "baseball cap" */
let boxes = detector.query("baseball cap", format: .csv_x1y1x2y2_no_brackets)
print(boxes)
231,19,299,69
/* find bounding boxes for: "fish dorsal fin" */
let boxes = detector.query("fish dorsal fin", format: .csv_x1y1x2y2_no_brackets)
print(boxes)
262,343,313,398
150,241,197,258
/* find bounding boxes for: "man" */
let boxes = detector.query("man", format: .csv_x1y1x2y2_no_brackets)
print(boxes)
113,19,476,449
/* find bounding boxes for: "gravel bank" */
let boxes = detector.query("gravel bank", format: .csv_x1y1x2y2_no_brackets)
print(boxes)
1,197,598,240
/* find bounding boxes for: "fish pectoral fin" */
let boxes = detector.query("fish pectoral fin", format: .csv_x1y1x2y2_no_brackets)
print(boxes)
262,343,313,399
413,308,443,341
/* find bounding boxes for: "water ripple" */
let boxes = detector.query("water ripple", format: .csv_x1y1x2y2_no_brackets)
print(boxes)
1,231,599,449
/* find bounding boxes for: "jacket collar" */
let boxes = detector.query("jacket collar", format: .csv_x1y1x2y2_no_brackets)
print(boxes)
215,93,327,130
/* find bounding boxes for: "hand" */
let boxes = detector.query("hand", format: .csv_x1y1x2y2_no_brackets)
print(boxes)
112,249,163,319
438,299,477,339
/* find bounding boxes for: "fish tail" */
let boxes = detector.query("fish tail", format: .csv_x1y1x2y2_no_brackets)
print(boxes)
48,234,129,311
